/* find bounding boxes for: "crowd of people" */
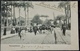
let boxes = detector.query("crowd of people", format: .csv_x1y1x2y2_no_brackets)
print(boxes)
10,22,67,40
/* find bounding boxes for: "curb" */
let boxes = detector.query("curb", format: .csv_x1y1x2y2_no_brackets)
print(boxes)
1,34,17,40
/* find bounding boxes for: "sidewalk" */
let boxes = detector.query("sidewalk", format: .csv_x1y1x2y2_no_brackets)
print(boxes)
1,31,55,44
1,31,17,40
54,28,71,44
1,32,47,44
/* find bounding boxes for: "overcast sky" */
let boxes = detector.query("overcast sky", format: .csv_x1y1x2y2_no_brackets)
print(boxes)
6,1,78,21
11,2,66,21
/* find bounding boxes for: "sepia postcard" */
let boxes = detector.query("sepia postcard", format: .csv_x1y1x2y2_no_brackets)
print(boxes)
1,1,79,51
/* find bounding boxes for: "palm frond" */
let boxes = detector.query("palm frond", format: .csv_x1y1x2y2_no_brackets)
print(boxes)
58,1,70,9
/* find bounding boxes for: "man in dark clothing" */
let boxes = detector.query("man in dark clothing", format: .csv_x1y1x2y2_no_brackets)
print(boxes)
33,26,38,35
18,27,22,39
15,27,19,33
62,23,66,36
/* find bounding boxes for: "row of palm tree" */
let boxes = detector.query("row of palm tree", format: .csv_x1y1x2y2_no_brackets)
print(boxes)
58,1,71,29
1,1,12,35
11,1,33,26
1,1,34,35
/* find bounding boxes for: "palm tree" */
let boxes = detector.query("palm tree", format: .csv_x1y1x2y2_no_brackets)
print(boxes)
11,1,17,26
11,1,23,26
16,1,27,26
1,1,7,35
58,1,71,29
12,1,15,19
1,1,11,35
23,1,34,26
7,1,13,26
67,3,71,29
17,2,21,25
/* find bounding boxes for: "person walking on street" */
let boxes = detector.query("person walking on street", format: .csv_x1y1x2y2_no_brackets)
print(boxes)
33,23,38,35
20,28,26,40
18,27,22,39
62,22,66,36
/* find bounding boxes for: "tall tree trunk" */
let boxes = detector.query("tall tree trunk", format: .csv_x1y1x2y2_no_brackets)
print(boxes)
13,5,15,26
68,4,71,29
19,7,20,19
6,5,8,27
7,11,8,27
65,4,70,29
13,6,15,20
27,7,29,27
19,7,21,26
65,6,67,29
11,5,12,26
69,4,71,30
3,6,7,35
25,8,27,26
3,11,7,35
19,7,20,17
3,20,7,35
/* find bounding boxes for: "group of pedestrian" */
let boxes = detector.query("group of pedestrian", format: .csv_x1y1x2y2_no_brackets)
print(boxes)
10,27,26,40
32,24,53,35
10,22,66,40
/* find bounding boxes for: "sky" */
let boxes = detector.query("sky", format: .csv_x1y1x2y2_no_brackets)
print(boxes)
11,1,66,21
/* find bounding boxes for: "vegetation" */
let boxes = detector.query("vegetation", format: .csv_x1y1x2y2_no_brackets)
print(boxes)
58,1,71,29
1,1,34,35
1,1,12,35
31,14,42,24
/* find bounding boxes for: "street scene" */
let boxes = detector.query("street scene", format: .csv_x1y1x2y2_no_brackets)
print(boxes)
1,1,71,44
